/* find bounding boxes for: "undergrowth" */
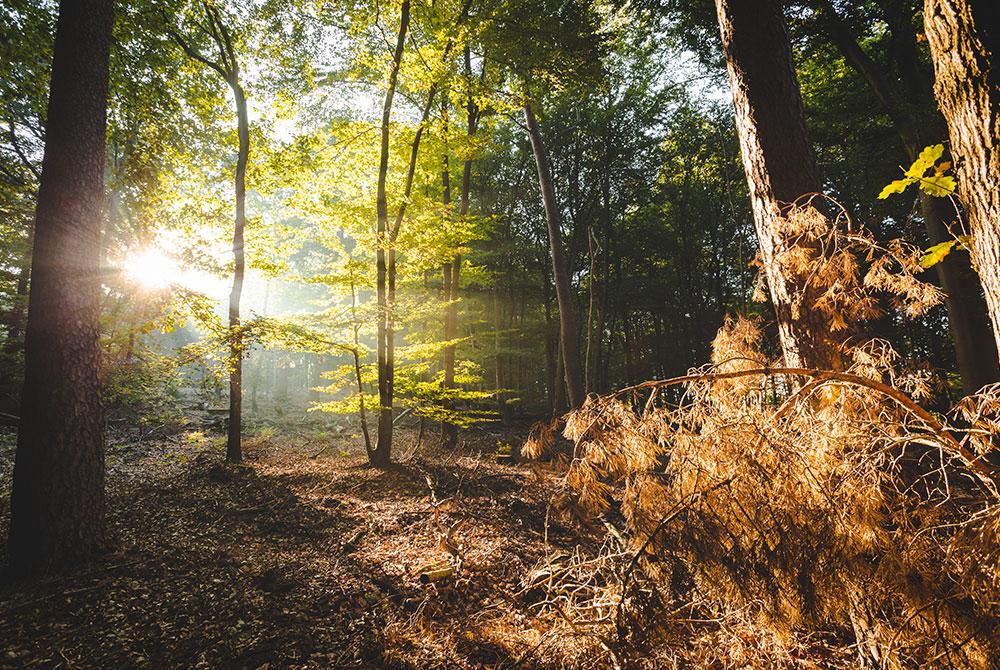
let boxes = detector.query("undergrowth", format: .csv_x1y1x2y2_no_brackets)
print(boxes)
523,202,999,669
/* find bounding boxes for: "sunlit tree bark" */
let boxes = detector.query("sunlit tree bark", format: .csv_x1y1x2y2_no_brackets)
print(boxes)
812,0,999,394
924,0,1000,360
715,0,840,369
8,0,114,576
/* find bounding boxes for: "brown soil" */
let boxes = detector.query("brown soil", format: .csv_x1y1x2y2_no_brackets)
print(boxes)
0,426,599,669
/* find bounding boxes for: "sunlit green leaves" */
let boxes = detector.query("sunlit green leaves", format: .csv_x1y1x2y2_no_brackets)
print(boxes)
877,178,912,200
904,143,944,178
919,240,958,269
918,235,972,269
878,144,957,200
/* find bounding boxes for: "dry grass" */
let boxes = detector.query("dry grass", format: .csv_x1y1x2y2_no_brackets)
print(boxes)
524,203,999,669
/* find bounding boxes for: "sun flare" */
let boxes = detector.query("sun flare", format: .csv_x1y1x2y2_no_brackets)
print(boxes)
122,248,181,291
121,247,225,297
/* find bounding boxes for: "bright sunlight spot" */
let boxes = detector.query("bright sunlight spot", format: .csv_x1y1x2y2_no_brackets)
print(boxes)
122,248,181,291
121,247,226,297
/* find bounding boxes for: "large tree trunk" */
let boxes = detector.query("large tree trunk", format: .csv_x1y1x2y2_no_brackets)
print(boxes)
226,78,248,463
920,192,1000,393
373,0,410,468
715,0,838,370
523,100,586,408
815,0,999,394
924,0,1000,360
8,0,114,576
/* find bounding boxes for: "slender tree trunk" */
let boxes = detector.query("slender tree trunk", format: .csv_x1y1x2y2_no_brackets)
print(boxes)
715,0,839,369
441,100,458,446
251,280,271,413
166,4,249,461
523,100,585,408
6,234,32,347
8,0,114,576
350,274,372,456
552,337,566,416
226,78,248,463
924,0,1000,360
442,52,479,445
542,259,557,416
584,225,597,394
373,0,410,468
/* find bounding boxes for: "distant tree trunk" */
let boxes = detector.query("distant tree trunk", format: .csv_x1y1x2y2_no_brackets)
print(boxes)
5,119,40,350
814,0,999,393
349,274,372,455
250,280,270,413
373,0,410,468
166,2,248,462
441,100,458,446
8,0,114,576
6,238,32,347
226,77,248,463
542,259,557,416
442,51,479,446
715,0,838,369
523,99,586,408
924,0,1000,359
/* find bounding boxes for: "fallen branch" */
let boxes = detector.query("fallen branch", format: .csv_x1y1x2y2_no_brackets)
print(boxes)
609,366,996,482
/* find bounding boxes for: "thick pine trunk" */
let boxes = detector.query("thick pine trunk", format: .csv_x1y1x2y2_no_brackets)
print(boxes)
523,100,586,408
226,79,248,463
924,0,1000,360
715,0,837,370
8,0,114,576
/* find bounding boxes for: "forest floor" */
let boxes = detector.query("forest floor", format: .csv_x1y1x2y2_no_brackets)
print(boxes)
0,418,859,669
0,420,614,669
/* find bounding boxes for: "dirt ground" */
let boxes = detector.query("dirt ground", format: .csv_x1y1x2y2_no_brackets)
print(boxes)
0,423,610,669
0,418,867,670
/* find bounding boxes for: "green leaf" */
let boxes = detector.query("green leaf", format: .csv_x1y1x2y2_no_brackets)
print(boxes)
878,178,913,199
905,144,945,178
918,174,956,197
920,240,958,268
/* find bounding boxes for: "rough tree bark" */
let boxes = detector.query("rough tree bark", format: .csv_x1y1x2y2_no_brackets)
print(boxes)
715,0,841,370
813,0,999,394
523,99,586,408
924,0,1000,359
7,0,115,576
